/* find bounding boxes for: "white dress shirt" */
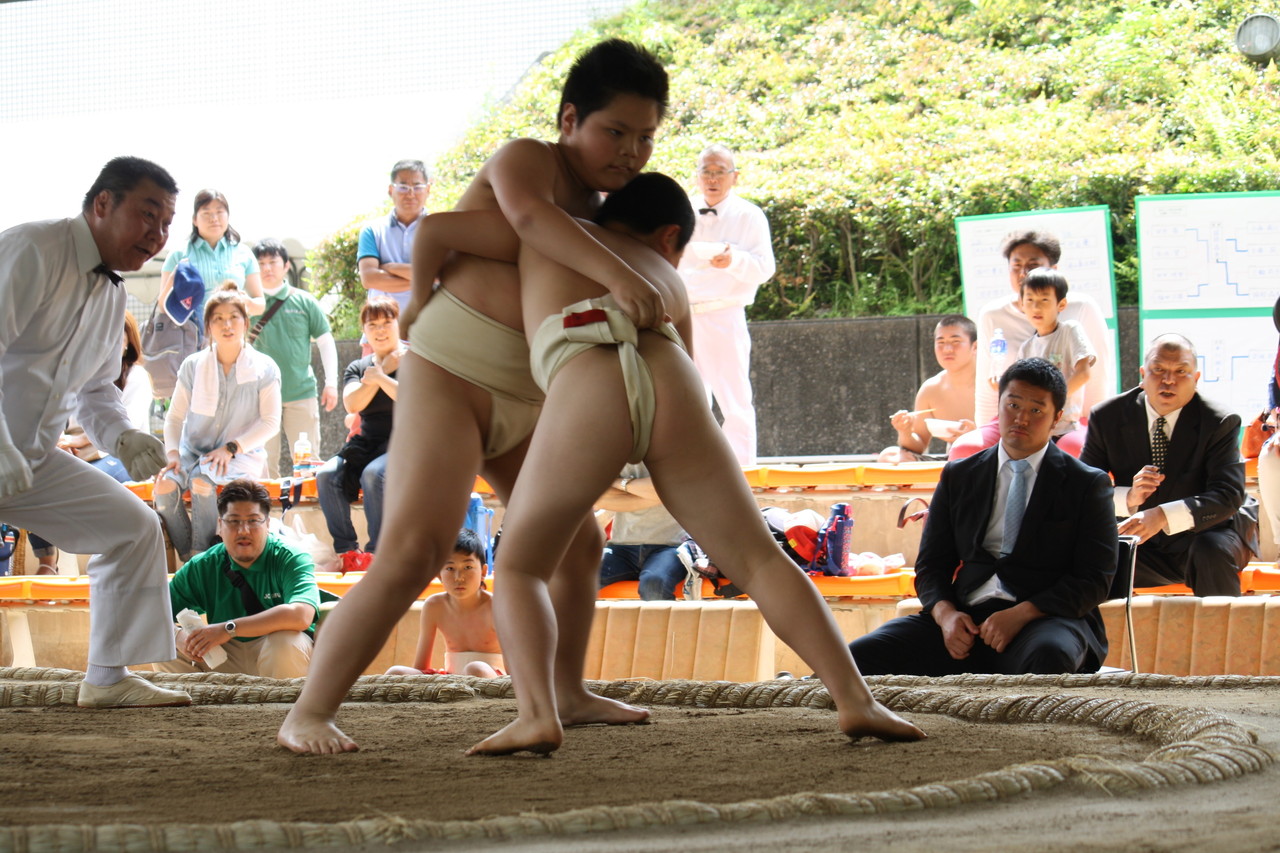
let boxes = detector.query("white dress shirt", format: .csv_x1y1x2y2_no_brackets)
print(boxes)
968,442,1051,605
1111,398,1193,534
677,191,775,310
0,215,133,463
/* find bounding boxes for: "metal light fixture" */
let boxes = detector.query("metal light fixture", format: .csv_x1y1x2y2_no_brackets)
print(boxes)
1236,13,1280,65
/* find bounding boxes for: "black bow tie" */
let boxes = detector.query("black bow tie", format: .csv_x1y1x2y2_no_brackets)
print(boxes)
92,263,123,286
698,207,717,216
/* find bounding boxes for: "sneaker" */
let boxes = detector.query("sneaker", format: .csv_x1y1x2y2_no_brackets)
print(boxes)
340,550,373,573
77,673,192,709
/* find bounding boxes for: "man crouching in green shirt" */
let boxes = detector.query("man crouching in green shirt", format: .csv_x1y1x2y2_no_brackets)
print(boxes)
155,478,320,678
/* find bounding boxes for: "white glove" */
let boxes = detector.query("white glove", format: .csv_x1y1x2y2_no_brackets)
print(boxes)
0,445,33,498
115,429,167,481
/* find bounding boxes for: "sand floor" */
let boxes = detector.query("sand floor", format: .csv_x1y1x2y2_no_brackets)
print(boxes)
0,672,1276,852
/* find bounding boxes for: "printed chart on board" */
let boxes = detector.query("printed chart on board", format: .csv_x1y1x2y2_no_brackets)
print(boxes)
955,205,1120,394
1136,192,1280,419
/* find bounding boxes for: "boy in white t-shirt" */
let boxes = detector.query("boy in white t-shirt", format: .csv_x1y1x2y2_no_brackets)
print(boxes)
1015,267,1095,456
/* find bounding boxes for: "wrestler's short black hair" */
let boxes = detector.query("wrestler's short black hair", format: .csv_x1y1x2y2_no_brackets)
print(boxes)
217,478,272,518
82,156,178,212
453,529,486,565
998,357,1067,413
1019,267,1069,302
559,39,668,125
594,172,694,250
935,314,977,343
1000,230,1062,265
252,238,289,265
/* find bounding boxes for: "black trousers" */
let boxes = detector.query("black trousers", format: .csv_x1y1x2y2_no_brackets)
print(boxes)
848,603,1097,677
1134,527,1250,597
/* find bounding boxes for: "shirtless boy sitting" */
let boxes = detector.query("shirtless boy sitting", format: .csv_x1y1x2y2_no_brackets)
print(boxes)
278,39,669,755
879,315,977,463
470,173,925,754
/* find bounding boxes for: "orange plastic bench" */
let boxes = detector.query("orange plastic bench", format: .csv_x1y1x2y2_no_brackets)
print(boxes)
809,570,917,597
859,462,945,487
762,464,863,489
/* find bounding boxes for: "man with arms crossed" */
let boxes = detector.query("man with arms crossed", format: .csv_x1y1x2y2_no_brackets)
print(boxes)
356,159,431,316
0,156,191,707
851,358,1117,675
677,144,775,464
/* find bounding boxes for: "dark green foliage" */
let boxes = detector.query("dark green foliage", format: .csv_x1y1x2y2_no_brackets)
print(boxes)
308,0,1280,332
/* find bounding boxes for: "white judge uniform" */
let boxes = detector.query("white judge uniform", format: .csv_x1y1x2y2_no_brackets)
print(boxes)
677,191,775,465
0,215,176,666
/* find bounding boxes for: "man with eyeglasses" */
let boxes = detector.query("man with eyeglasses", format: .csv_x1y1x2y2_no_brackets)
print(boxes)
676,144,775,465
156,478,320,678
356,159,432,318
1081,334,1259,596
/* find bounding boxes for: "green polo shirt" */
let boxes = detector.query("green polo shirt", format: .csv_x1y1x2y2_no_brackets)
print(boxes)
249,284,332,403
168,537,321,639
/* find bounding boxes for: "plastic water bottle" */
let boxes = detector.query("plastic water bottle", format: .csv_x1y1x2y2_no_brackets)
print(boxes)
292,432,312,478
176,608,227,669
989,327,1008,380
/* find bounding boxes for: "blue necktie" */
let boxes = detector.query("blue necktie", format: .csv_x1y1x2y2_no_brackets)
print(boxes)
1001,458,1031,557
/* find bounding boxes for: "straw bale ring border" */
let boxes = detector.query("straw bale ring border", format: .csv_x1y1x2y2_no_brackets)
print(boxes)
0,668,1273,851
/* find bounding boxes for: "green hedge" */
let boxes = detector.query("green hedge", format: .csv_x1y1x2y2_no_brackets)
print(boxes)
308,0,1280,336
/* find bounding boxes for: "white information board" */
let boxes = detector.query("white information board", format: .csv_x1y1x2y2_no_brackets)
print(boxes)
1137,193,1280,311
955,206,1120,401
1136,192,1280,420
956,206,1117,321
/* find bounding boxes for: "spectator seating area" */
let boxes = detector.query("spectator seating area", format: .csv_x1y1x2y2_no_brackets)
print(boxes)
3,458,1276,678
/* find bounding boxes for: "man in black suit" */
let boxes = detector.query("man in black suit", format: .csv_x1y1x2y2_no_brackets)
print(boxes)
849,358,1118,675
1080,334,1258,597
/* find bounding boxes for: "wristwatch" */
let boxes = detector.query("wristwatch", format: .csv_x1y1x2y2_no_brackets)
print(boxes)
225,441,240,457
619,478,632,493
224,621,237,637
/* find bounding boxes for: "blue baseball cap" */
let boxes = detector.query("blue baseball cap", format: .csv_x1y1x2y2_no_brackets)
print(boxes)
164,259,205,326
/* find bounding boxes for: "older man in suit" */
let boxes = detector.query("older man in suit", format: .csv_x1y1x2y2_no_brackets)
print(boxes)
849,358,1118,675
1080,334,1258,597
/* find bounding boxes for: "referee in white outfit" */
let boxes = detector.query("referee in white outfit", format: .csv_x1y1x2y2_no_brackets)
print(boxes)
676,145,776,465
0,157,191,708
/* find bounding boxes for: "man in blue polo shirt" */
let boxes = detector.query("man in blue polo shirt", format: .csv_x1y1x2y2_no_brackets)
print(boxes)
356,159,431,316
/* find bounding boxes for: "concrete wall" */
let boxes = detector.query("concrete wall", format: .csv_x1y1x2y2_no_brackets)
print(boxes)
751,306,1142,457
309,307,1142,462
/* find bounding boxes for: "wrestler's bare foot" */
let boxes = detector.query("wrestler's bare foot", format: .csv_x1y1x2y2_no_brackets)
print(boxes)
558,691,650,727
277,709,360,755
840,701,927,742
466,717,562,756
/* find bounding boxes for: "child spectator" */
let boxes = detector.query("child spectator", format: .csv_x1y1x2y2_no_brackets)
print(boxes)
879,315,977,462
1015,267,1095,456
385,529,503,678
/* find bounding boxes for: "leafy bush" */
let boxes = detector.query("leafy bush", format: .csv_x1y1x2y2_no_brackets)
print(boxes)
309,0,1280,325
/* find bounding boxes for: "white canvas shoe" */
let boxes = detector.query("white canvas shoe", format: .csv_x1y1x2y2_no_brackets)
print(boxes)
77,673,192,709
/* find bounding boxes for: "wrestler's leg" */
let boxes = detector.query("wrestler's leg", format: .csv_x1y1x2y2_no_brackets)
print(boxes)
486,447,641,726
278,353,486,754
639,337,924,742
468,347,636,755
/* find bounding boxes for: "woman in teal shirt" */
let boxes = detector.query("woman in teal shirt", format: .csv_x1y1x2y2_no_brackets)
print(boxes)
160,189,264,314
